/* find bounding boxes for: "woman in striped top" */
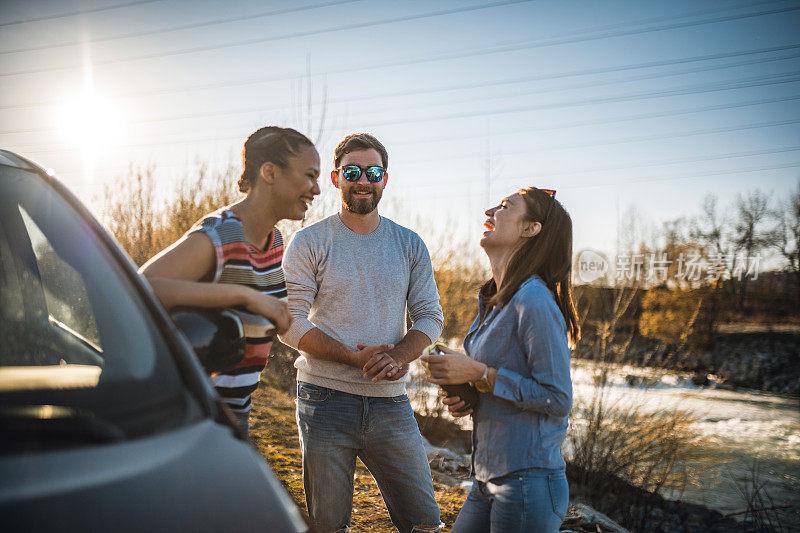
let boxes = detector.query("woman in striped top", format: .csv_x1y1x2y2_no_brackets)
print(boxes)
141,126,321,434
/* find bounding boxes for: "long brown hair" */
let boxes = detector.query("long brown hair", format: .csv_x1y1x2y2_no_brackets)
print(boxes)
480,187,580,348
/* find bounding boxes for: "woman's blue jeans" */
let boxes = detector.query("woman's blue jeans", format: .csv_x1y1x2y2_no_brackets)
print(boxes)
296,382,441,533
452,468,568,533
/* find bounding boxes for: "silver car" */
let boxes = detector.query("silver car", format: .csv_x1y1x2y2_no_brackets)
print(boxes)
0,150,308,532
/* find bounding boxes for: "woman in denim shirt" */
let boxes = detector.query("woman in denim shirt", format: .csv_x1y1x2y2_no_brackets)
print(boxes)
421,187,579,532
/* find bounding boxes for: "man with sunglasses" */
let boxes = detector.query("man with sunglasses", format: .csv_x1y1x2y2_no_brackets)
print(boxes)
280,133,443,533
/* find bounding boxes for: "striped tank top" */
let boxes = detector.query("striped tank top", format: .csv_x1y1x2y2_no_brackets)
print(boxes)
190,209,286,415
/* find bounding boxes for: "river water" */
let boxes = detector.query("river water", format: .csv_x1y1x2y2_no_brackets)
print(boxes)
412,359,800,525
570,360,799,525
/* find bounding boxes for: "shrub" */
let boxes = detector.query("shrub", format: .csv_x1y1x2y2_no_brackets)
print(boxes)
567,368,721,529
102,164,240,266
638,288,713,352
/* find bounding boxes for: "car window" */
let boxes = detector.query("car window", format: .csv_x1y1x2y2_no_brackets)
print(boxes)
19,207,102,350
0,166,200,445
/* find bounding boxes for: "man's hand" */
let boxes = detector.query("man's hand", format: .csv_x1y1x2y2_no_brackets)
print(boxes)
384,362,409,381
349,344,395,375
438,389,473,417
357,345,408,382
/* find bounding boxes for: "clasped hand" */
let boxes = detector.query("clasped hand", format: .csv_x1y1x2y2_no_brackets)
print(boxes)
354,344,409,382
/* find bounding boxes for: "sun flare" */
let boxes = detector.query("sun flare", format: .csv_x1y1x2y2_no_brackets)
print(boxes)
57,89,126,159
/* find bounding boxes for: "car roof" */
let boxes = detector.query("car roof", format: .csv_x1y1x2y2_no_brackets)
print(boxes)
0,149,49,174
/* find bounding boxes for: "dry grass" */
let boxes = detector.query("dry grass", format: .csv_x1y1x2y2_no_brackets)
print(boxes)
102,164,240,266
566,367,723,530
250,374,466,532
568,389,717,497
728,462,789,532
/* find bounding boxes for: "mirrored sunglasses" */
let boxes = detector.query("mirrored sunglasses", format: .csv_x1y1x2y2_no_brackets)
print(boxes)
337,164,385,183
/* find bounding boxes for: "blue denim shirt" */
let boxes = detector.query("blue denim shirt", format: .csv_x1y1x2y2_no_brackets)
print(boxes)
465,275,572,482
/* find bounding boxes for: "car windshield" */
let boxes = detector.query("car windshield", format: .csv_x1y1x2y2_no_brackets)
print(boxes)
0,165,200,446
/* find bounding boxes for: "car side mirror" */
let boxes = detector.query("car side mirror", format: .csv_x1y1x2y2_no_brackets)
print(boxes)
170,309,243,374
170,308,275,375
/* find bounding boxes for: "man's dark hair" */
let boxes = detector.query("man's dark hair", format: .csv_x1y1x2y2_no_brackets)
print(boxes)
333,133,388,170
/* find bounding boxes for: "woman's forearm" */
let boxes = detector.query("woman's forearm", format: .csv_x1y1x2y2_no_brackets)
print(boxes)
147,276,292,333
491,367,572,417
145,276,250,311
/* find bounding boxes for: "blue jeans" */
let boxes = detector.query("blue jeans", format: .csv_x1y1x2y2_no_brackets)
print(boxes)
296,382,441,533
452,468,568,533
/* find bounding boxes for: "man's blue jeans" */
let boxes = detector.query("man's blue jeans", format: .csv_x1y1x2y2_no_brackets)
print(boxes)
296,382,441,533
452,468,568,533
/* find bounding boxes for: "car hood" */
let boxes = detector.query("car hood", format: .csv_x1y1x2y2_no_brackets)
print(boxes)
0,419,306,532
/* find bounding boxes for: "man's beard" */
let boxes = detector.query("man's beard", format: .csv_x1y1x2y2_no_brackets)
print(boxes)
342,187,382,215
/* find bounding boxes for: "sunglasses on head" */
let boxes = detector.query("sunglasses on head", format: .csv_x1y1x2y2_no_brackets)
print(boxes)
337,164,386,183
539,188,556,224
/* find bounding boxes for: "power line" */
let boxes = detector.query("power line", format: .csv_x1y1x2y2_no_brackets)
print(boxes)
516,117,800,153
4,61,798,137
0,0,775,55
13,92,800,155
48,158,800,193
5,41,798,113
360,74,800,128
20,115,800,158
397,117,800,164
340,68,800,125
0,0,363,56
383,97,800,154
394,94,800,146
394,161,800,200
562,161,800,190
19,127,800,193
0,0,161,27
0,0,538,77
398,145,800,193
3,2,798,79
504,145,800,181
327,48,800,106
364,3,800,79
6,46,799,136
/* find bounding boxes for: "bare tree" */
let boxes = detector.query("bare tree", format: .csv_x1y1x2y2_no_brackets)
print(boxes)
731,190,773,310
657,216,705,288
769,180,800,308
691,194,728,257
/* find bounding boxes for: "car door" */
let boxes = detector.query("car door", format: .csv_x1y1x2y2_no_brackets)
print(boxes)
0,152,307,532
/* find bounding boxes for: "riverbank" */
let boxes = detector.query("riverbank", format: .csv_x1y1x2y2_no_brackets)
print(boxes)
263,345,798,528
251,372,759,532
574,331,800,396
419,404,750,533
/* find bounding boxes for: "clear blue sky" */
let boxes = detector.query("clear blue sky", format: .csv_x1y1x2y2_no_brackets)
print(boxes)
1,0,799,260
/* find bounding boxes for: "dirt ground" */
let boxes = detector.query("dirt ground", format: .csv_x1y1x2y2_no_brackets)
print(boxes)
249,375,466,532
